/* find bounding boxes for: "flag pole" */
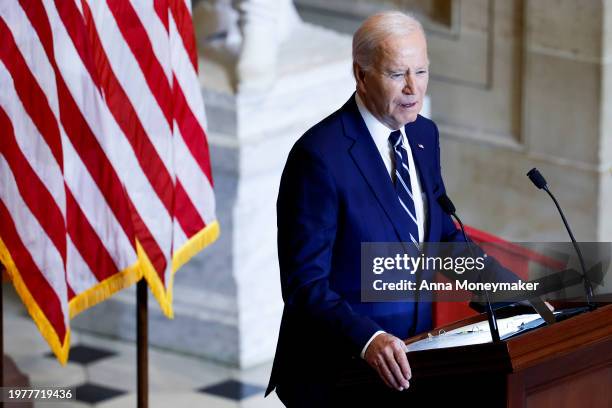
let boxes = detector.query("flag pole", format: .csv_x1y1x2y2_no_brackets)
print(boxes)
137,279,148,408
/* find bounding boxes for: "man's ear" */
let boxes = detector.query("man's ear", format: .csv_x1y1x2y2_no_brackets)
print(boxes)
353,62,367,93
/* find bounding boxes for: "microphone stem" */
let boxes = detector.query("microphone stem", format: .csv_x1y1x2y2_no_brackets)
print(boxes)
452,213,501,342
543,187,595,308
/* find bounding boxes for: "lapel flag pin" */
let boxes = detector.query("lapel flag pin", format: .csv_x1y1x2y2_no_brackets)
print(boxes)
418,144,424,149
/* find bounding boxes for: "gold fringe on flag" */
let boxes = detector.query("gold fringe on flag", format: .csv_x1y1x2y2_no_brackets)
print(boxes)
0,237,71,365
0,221,220,363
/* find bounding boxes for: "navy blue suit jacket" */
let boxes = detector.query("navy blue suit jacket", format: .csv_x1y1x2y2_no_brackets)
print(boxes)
267,95,499,402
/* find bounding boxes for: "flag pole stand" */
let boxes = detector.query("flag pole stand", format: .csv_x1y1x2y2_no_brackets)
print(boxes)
137,279,148,408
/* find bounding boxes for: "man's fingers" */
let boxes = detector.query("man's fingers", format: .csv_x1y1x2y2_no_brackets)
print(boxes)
376,357,400,390
383,348,409,390
375,364,394,389
365,334,413,391
393,343,412,381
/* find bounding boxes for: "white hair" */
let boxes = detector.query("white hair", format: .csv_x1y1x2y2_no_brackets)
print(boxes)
352,11,425,75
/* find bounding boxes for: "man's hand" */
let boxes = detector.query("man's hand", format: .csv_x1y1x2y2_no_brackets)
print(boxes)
363,333,411,391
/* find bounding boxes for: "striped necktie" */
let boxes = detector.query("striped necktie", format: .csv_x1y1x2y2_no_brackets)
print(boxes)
389,130,420,247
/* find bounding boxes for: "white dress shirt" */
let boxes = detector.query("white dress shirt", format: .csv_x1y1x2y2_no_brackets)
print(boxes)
355,93,427,358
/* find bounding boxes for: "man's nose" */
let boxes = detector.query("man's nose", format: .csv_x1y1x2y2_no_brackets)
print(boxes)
403,74,416,94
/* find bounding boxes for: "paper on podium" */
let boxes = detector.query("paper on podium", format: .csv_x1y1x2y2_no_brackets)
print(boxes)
405,314,543,352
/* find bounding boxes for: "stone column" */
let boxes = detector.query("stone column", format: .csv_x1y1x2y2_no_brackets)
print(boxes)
193,22,355,365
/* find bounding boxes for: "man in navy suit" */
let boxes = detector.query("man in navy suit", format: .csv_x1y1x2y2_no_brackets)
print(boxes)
266,11,509,406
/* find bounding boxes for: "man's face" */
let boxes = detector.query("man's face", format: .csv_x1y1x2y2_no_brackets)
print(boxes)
356,31,429,129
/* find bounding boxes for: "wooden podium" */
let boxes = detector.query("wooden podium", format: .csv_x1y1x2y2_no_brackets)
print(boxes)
338,304,612,407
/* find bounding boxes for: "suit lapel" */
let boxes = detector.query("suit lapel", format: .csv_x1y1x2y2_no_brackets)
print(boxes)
341,96,414,244
404,120,441,242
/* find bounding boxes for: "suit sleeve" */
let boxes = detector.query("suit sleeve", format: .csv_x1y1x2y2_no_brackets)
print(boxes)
277,145,382,355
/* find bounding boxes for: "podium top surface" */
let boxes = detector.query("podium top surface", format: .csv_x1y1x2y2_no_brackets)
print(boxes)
402,304,612,376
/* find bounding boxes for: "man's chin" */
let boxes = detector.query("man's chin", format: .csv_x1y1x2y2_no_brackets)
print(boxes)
396,114,418,127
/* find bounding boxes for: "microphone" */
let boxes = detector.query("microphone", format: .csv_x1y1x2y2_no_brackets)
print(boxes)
526,168,595,309
437,194,500,342
527,168,547,189
437,194,456,215
437,194,477,261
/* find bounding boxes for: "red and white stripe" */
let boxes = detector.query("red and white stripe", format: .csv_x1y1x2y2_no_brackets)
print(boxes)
0,0,217,363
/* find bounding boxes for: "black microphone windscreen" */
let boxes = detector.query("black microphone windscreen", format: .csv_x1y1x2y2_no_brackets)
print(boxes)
437,194,456,215
527,168,548,189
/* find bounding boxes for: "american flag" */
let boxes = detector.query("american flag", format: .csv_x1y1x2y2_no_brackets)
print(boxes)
0,0,218,364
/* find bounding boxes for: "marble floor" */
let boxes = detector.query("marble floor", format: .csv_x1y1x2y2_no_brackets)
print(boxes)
2,286,284,407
